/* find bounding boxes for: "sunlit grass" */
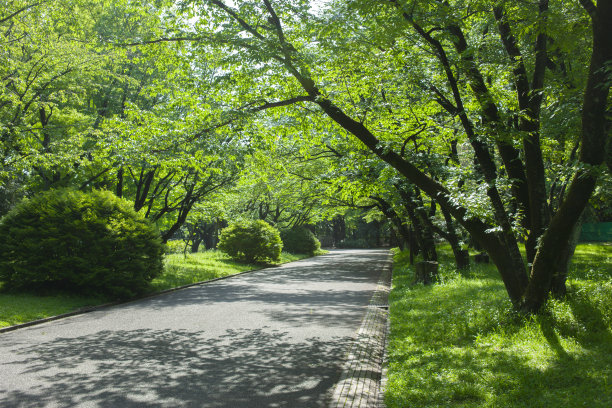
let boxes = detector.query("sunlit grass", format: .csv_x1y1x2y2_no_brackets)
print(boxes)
152,250,313,291
0,249,323,328
0,292,106,328
385,243,612,408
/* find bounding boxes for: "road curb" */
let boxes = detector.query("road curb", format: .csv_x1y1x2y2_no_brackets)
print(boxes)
329,253,392,408
0,262,275,335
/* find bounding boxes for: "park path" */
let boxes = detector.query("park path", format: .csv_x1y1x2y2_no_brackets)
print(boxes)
0,249,391,408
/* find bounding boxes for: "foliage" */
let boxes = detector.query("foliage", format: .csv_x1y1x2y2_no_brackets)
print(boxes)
280,226,321,255
182,0,610,312
1,0,610,313
386,244,612,407
218,220,283,263
0,189,164,298
165,239,189,255
336,238,370,249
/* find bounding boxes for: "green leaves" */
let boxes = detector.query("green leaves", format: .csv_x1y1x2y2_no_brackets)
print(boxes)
218,219,282,263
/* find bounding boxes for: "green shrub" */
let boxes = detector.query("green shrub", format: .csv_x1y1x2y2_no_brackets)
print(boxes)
0,189,164,299
165,239,188,255
218,220,282,263
280,226,321,255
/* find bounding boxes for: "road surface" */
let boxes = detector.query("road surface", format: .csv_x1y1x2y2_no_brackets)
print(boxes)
0,249,390,408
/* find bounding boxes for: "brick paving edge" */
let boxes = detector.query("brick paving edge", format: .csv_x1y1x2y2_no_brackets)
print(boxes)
329,252,393,408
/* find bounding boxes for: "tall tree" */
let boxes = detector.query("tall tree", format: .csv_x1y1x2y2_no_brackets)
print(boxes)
167,0,610,312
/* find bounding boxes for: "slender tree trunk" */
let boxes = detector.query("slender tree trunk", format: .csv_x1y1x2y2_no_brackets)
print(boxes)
396,185,437,261
441,205,469,270
372,196,412,251
409,226,415,265
116,167,123,198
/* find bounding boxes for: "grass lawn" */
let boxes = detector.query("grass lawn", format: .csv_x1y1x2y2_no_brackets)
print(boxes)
0,249,322,329
385,243,612,407
151,250,313,291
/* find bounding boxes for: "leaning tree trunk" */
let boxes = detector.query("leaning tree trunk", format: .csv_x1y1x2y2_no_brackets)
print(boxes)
253,3,528,305
372,196,412,251
522,1,612,313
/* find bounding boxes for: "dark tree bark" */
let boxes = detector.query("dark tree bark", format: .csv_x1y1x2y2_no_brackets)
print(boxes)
191,238,202,253
116,167,124,198
395,185,437,262
550,211,584,297
494,2,551,264
440,205,470,270
415,261,438,284
371,196,411,250
522,0,612,313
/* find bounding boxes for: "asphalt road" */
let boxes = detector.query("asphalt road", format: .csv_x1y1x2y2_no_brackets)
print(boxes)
0,249,390,408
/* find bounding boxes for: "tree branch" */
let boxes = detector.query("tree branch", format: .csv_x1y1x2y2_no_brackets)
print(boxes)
0,1,44,24
250,95,314,111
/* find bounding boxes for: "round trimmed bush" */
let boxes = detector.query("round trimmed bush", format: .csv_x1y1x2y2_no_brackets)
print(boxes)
280,227,320,255
218,220,282,263
0,189,164,298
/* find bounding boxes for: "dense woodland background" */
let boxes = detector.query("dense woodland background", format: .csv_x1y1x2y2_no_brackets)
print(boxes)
1,0,611,313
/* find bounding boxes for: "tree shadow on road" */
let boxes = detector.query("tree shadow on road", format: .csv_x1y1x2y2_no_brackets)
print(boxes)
1,327,352,408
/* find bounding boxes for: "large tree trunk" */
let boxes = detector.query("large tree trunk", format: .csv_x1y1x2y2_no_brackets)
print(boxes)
550,212,584,297
522,1,612,313
191,238,202,253
494,2,551,264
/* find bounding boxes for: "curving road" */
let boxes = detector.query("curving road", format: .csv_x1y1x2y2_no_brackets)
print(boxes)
0,249,391,408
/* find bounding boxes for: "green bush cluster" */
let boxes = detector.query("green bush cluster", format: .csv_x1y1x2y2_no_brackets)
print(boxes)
218,220,282,263
0,189,164,299
280,226,320,255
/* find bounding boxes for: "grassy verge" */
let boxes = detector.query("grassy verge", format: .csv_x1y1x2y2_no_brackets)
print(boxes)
0,293,108,328
0,249,324,329
385,243,612,408
152,250,314,291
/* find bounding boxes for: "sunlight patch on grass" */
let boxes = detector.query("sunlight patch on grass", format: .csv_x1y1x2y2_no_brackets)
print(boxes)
0,293,105,328
385,244,612,408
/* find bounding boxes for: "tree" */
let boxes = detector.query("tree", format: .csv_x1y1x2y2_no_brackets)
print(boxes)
167,0,610,312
